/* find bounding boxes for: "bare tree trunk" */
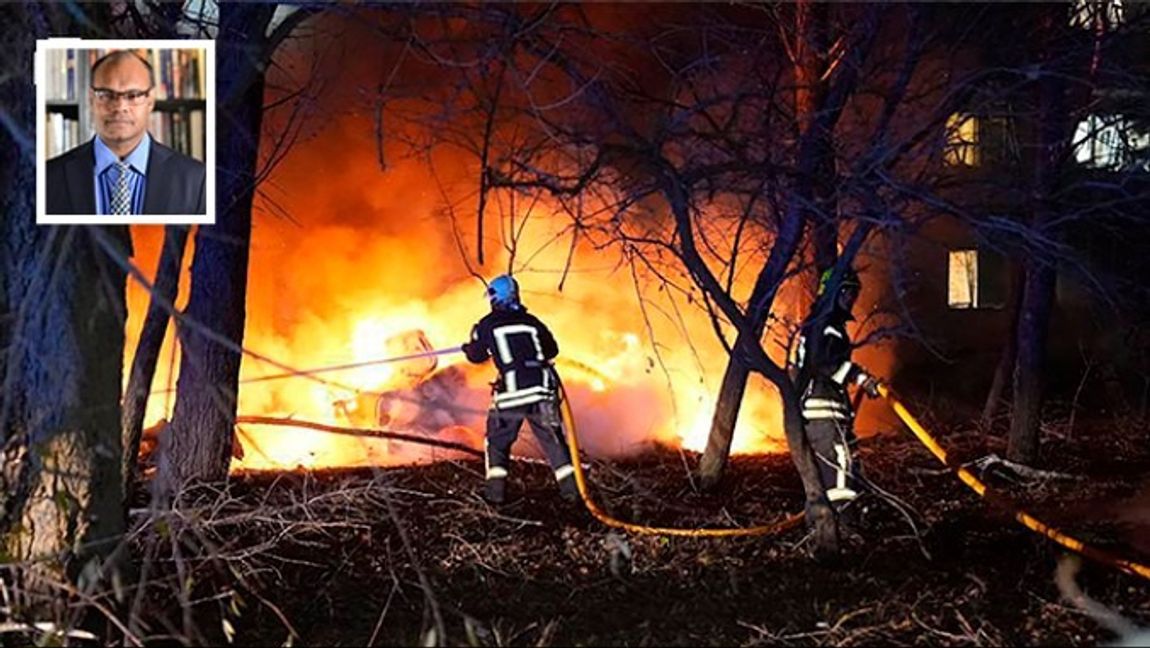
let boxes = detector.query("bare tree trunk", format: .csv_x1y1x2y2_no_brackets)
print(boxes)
694,195,810,486
1008,4,1071,464
981,264,1024,428
1,228,129,612
160,4,277,494
697,1,827,490
697,0,863,489
697,350,750,489
0,5,128,633
122,225,189,494
1009,264,1056,463
795,0,839,272
115,0,189,501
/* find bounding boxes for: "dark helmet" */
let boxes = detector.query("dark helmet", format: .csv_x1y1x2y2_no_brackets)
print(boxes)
485,274,520,309
817,266,861,298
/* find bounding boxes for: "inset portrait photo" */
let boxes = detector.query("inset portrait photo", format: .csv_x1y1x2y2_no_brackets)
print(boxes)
36,38,215,224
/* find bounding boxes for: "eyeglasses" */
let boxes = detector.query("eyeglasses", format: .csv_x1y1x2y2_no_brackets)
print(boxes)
92,87,152,105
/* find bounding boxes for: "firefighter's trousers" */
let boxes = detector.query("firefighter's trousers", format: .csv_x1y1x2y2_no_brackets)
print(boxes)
802,395,863,507
485,398,577,497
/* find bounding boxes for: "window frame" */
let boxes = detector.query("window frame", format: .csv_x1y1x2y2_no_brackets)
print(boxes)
947,249,981,309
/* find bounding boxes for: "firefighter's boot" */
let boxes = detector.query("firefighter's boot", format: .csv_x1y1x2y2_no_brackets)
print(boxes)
553,463,579,502
484,478,506,505
558,474,579,503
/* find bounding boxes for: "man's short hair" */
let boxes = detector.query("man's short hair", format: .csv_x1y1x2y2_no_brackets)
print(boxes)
90,50,155,88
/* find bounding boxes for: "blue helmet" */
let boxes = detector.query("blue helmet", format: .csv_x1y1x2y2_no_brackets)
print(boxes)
485,274,520,309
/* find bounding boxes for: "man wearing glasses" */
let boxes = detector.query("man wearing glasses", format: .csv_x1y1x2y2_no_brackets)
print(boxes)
46,50,205,216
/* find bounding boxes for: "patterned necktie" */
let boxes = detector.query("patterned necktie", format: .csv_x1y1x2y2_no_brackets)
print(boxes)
111,161,131,215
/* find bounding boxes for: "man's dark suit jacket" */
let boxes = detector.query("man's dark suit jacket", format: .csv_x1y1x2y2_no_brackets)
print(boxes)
46,137,206,215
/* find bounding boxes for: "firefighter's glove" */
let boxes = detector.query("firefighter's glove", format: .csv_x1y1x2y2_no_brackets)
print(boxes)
860,375,881,399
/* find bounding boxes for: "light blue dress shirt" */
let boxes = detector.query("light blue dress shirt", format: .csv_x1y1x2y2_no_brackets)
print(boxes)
93,133,150,215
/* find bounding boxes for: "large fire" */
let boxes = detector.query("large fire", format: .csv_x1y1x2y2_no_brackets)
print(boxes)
123,165,801,472
122,23,895,471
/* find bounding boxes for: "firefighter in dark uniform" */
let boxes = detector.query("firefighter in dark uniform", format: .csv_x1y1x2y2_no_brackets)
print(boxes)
795,267,880,516
463,274,579,505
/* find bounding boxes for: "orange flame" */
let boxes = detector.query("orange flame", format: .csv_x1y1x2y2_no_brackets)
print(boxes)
122,116,889,473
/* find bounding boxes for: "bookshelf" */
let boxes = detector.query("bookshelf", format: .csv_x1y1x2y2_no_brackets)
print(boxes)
44,48,207,162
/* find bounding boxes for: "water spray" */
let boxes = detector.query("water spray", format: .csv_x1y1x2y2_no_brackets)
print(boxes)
239,345,465,385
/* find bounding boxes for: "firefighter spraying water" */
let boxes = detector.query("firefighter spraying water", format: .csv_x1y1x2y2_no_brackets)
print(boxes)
462,274,580,505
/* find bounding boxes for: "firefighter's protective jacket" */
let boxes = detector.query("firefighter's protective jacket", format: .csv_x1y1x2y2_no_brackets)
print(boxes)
463,306,559,409
796,313,865,422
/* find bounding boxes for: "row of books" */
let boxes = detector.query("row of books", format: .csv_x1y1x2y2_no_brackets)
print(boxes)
43,49,78,102
44,113,81,159
44,48,206,102
43,109,205,162
150,110,206,161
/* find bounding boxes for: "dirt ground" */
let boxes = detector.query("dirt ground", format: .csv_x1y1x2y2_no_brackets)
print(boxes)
129,406,1150,646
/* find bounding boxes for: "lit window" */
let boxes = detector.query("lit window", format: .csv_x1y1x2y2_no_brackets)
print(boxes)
948,250,979,309
1074,114,1150,170
944,114,979,167
947,249,1008,309
1070,0,1125,29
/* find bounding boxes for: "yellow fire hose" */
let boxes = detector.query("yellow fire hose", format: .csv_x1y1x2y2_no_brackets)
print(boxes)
231,347,1150,574
556,378,1150,579
557,385,805,538
877,383,1150,582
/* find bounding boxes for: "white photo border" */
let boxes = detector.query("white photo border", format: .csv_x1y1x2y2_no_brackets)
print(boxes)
35,38,216,225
